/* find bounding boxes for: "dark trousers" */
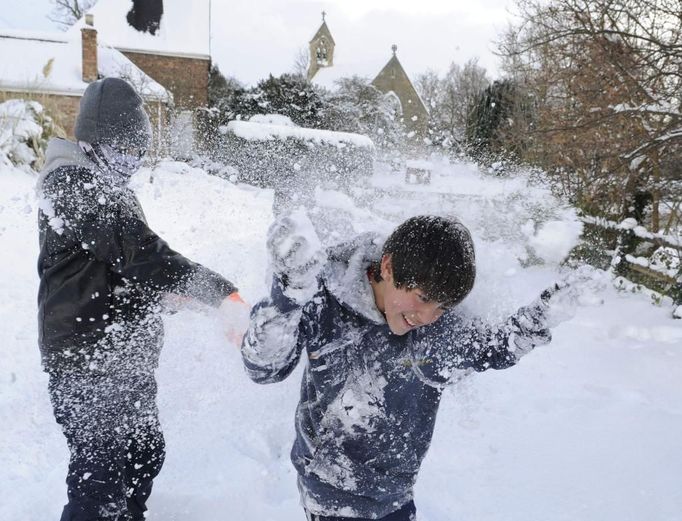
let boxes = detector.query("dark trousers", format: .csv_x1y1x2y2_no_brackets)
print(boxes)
48,369,165,521
305,500,417,521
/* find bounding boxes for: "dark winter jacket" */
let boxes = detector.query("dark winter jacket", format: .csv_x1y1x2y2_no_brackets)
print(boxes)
241,233,552,518
37,139,236,373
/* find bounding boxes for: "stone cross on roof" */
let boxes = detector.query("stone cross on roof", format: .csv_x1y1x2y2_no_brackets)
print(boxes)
392,44,397,56
322,10,326,22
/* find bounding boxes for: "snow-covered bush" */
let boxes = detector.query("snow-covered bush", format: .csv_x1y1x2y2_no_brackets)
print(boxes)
0,99,59,171
217,118,375,201
248,114,297,127
200,70,406,159
650,247,681,276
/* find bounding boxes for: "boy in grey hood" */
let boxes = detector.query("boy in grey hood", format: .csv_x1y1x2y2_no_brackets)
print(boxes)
242,213,572,520
38,78,240,521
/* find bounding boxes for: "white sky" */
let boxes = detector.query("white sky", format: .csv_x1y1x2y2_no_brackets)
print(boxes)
0,0,517,85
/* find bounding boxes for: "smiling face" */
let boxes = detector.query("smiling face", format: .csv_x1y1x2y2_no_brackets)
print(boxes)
373,254,447,336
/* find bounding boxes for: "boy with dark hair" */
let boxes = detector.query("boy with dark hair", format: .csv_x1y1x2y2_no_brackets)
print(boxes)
242,213,569,520
38,77,240,521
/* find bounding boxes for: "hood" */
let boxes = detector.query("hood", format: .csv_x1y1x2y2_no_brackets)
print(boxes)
322,232,386,325
37,138,97,190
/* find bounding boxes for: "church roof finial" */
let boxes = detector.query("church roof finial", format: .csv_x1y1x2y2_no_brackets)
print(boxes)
322,10,326,22
391,44,397,56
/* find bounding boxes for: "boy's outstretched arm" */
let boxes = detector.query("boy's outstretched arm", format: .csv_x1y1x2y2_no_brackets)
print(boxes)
46,170,236,306
412,283,573,387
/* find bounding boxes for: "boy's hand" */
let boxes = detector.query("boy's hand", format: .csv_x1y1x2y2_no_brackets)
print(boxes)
267,207,325,305
219,292,250,346
540,266,605,327
540,282,578,328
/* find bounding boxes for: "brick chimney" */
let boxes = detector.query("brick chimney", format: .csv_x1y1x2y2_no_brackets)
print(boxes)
81,13,98,83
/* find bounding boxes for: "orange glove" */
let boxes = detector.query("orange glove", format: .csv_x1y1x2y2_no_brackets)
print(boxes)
228,292,246,304
220,292,251,346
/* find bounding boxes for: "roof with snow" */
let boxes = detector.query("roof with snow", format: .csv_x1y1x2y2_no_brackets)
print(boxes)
0,28,170,101
69,0,210,59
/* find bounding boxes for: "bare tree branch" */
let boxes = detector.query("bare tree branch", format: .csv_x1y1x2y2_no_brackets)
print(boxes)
292,47,310,78
495,0,682,220
48,0,95,30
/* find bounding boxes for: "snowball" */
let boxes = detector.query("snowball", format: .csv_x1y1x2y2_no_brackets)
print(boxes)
274,206,322,266
528,220,583,264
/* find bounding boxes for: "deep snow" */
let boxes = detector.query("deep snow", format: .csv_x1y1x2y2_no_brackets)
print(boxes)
1,158,681,521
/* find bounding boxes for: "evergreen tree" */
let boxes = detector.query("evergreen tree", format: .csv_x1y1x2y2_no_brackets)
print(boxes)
207,64,244,108
257,74,326,128
466,79,531,162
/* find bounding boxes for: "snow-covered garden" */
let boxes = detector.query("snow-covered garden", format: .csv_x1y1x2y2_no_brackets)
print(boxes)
1,97,681,520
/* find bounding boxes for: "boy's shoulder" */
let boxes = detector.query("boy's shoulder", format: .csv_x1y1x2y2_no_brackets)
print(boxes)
39,165,100,216
44,166,96,194
319,232,385,324
39,139,95,187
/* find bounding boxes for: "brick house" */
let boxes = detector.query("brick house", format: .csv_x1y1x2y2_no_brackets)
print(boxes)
0,16,171,147
307,14,429,136
70,0,210,110
69,0,211,154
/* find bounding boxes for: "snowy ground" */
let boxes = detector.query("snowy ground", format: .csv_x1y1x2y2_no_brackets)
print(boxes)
1,158,681,521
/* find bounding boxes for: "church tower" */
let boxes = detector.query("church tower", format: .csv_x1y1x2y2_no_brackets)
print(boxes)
307,11,335,80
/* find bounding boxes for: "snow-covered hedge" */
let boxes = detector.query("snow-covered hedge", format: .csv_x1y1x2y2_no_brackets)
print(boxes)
0,99,58,171
212,117,375,191
226,119,375,151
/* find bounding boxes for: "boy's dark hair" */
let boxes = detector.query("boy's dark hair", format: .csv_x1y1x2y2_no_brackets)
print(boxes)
374,215,476,307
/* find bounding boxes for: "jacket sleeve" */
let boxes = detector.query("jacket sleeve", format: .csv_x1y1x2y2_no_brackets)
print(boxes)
241,278,320,384
59,174,236,307
411,298,552,387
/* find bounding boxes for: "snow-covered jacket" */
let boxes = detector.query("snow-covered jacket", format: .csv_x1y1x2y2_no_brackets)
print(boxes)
241,233,552,518
37,139,236,373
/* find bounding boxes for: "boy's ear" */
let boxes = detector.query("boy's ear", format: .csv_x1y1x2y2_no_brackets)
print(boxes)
380,254,393,282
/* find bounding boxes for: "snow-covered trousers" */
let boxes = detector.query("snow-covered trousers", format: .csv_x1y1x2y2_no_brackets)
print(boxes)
47,368,165,521
304,500,417,521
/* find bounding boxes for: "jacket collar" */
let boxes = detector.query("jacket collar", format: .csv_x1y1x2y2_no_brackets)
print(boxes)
38,138,136,190
322,232,386,325
37,138,97,189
